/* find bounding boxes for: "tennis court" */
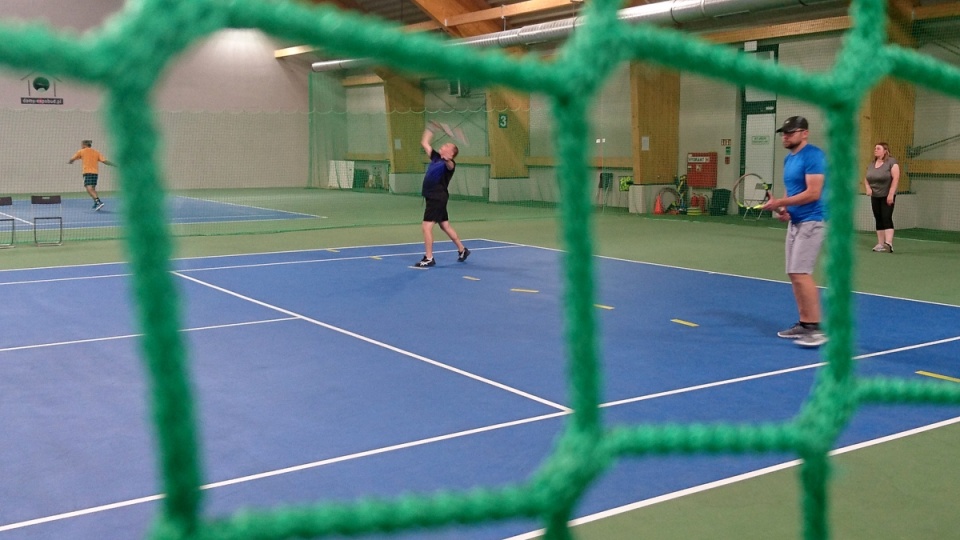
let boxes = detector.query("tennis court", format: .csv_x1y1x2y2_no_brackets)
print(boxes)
3,0,960,538
0,194,319,232
3,237,958,539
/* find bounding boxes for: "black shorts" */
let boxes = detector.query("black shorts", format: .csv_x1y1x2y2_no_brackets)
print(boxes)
423,196,449,223
83,173,99,187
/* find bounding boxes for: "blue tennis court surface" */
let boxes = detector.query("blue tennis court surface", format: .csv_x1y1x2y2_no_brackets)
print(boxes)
0,195,317,230
2,240,959,539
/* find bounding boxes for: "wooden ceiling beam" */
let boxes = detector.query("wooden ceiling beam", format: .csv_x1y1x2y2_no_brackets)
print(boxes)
443,0,580,28
306,0,365,11
410,0,501,38
913,1,960,21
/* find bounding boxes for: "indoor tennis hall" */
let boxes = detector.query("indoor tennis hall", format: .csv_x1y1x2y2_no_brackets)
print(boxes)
1,1,959,540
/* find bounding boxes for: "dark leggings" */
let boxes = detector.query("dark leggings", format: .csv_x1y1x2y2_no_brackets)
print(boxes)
871,195,895,230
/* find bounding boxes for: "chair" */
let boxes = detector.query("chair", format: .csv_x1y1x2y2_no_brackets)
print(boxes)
735,173,772,221
0,196,14,248
31,195,63,246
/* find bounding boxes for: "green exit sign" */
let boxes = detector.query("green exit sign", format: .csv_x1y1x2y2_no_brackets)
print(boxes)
498,113,508,128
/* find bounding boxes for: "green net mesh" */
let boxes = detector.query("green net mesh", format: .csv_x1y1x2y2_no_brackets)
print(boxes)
3,0,960,538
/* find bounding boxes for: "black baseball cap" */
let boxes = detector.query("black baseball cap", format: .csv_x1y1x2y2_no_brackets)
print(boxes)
775,116,809,133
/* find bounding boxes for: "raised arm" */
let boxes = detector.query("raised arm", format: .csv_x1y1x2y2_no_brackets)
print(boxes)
421,121,440,156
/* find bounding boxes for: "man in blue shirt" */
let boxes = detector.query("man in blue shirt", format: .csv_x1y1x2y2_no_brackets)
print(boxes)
762,116,827,348
416,120,470,267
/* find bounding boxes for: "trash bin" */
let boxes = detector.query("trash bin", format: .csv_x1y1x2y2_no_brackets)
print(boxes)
709,188,731,216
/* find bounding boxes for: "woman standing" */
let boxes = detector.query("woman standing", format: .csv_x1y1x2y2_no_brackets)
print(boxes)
864,142,900,253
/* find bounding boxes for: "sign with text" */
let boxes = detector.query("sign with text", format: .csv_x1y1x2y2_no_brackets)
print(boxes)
20,73,63,106
686,152,718,188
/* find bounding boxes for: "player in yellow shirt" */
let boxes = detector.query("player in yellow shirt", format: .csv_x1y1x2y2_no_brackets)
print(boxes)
68,140,115,211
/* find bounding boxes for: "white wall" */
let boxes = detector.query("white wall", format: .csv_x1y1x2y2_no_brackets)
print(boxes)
678,70,740,191
345,85,389,155
773,36,837,172
908,35,960,231
0,1,310,195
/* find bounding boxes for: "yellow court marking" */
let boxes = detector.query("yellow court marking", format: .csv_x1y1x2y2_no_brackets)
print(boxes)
370,256,382,260
326,249,339,253
463,276,480,281
595,304,614,310
511,288,539,294
916,371,960,383
671,319,699,327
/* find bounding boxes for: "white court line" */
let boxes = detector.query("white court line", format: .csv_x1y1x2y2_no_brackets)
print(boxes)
0,238,954,310
178,249,439,272
0,410,569,533
514,241,960,309
177,245,517,273
0,211,33,226
0,273,129,287
0,494,167,533
173,195,322,219
0,318,297,354
601,333,960,409
0,242,519,280
503,415,960,540
173,271,570,413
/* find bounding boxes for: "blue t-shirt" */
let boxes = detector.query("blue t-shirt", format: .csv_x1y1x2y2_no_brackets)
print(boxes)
421,150,455,198
782,144,827,223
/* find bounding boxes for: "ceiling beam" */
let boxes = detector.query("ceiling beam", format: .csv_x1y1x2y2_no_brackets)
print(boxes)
410,0,502,38
703,15,851,44
275,18,440,58
442,0,581,28
913,1,960,20
307,0,365,11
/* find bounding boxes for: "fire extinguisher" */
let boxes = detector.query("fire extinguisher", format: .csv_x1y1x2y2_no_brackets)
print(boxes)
690,193,701,210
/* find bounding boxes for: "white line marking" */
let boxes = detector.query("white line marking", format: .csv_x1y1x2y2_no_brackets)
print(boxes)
0,211,33,226
600,362,826,408
0,494,166,532
173,195,321,219
503,415,960,540
0,242,517,282
515,241,960,309
177,246,515,273
0,273,129,287
0,411,569,532
0,239,507,270
0,318,297,354
600,334,960,409
173,272,570,412
200,412,569,490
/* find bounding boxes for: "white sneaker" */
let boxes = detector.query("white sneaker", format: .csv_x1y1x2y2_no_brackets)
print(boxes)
796,332,828,348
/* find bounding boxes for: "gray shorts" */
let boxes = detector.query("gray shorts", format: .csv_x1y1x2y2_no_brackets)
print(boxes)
786,221,825,275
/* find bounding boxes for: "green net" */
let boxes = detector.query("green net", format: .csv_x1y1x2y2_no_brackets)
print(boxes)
2,0,960,539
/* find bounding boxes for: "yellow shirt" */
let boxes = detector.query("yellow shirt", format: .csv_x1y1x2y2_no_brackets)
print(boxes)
72,148,107,174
